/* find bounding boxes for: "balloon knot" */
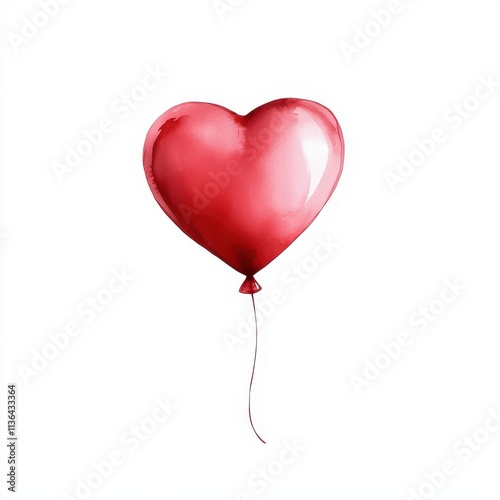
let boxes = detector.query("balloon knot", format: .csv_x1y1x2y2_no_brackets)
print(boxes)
239,276,262,294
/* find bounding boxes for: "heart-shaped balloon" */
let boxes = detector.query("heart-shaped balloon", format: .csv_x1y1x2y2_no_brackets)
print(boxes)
143,98,344,293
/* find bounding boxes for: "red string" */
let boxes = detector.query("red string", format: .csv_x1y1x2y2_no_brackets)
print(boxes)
248,293,266,444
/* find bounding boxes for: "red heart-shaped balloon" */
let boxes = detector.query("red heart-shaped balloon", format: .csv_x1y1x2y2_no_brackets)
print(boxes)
143,98,344,292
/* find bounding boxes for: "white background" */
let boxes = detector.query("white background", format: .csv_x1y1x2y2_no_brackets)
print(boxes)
2,0,500,499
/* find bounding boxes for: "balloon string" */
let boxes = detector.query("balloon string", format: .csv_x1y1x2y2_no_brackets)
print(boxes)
249,293,266,444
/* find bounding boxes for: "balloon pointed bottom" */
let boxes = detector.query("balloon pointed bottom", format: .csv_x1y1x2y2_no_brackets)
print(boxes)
239,276,262,294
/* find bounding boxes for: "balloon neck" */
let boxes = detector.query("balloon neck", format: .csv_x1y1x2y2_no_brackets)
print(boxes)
239,276,262,294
